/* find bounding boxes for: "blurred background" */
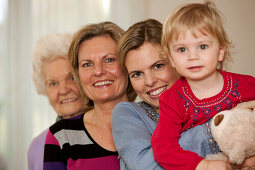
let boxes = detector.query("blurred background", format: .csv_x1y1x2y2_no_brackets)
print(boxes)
0,0,254,169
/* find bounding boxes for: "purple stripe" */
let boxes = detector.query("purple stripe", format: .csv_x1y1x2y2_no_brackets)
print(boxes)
44,162,67,170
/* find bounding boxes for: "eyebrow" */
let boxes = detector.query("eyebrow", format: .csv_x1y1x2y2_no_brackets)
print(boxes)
45,71,73,82
128,70,139,76
78,53,117,64
150,59,166,68
172,40,213,47
128,59,166,76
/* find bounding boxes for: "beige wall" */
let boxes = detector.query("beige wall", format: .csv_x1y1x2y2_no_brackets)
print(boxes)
147,0,255,76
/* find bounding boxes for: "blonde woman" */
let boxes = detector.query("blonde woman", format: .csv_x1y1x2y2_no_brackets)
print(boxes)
43,22,136,170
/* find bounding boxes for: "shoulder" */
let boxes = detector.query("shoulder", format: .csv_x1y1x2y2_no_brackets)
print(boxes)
113,102,140,112
222,70,254,79
112,102,153,126
112,102,143,119
28,129,48,152
221,70,255,85
160,77,185,101
46,113,94,149
49,113,84,135
28,129,48,164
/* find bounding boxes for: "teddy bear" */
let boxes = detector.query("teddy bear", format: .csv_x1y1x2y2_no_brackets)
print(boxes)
205,108,255,166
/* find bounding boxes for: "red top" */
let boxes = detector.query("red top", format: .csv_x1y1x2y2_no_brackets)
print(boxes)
151,71,255,170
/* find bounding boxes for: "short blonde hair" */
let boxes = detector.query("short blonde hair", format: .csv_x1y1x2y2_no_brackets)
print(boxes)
68,22,137,110
32,33,72,95
162,0,232,70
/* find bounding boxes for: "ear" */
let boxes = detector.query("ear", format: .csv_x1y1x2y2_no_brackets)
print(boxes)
218,46,225,62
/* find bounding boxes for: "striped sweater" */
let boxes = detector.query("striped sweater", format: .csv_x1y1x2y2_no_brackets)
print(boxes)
43,113,120,170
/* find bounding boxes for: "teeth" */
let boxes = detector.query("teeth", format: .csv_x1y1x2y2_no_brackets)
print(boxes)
61,98,76,104
149,87,166,96
94,81,113,86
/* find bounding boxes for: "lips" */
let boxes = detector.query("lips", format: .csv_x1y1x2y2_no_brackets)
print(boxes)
93,80,113,87
60,97,78,104
188,66,203,71
147,86,167,96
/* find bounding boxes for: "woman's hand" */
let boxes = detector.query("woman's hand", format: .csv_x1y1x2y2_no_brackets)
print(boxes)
235,100,255,110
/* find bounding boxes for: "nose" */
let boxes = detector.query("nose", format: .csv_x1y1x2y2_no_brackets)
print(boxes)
93,62,105,76
145,72,157,87
59,81,71,95
188,50,200,60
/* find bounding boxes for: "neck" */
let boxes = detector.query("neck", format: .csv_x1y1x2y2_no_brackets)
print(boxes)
187,71,224,99
90,94,129,127
153,106,159,114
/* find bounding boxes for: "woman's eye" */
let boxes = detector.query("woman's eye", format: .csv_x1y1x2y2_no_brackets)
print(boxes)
82,63,92,67
154,63,164,70
200,44,208,49
131,72,142,78
177,47,186,53
49,81,57,87
69,75,75,81
105,58,115,63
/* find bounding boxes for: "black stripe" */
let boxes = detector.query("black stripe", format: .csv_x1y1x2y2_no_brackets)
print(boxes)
63,143,118,161
50,114,84,134
70,144,118,160
44,143,118,162
44,144,67,163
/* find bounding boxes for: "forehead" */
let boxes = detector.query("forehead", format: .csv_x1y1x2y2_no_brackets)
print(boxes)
43,57,72,80
125,43,164,71
173,26,213,42
78,34,116,59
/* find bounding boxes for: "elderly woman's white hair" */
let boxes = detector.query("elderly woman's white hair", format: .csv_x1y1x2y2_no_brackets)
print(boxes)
32,33,73,95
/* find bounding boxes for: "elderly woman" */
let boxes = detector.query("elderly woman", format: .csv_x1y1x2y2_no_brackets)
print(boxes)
111,19,255,170
43,22,136,170
28,33,84,170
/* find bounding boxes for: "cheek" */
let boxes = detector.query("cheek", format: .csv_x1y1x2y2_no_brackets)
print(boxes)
79,70,90,85
70,84,81,96
47,90,57,106
108,64,123,77
130,80,144,94
109,65,129,84
159,68,177,83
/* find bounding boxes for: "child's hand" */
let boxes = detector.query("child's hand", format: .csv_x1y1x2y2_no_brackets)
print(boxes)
232,155,255,170
196,159,232,170
235,100,255,110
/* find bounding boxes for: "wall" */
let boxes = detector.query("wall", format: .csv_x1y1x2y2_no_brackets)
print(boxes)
147,0,255,76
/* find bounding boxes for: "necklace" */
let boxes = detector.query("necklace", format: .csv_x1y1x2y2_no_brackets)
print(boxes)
138,101,159,123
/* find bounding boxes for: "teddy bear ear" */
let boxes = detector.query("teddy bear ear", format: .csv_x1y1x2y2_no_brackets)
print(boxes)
214,114,224,126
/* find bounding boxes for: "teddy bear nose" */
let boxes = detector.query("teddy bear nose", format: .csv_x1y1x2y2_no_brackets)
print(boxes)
214,114,224,126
